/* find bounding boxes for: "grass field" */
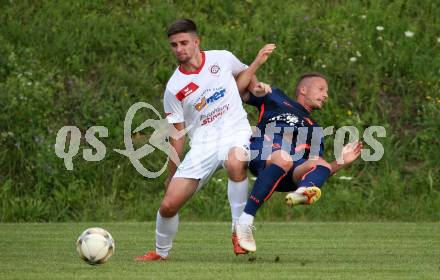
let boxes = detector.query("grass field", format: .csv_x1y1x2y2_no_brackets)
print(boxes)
0,222,439,279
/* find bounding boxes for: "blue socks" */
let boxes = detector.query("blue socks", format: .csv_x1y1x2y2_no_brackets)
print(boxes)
243,164,332,218
243,164,286,216
298,165,331,188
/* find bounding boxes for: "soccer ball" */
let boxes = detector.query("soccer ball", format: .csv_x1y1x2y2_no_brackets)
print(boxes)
76,227,115,265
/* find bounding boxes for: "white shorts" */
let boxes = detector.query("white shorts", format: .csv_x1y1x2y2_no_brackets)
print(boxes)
173,128,251,190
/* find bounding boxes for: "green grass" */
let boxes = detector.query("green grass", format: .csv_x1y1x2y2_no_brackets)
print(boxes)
0,222,439,279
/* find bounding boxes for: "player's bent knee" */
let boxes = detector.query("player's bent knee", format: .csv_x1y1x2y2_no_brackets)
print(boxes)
275,160,293,172
159,201,179,218
226,157,247,170
269,151,293,172
225,156,248,182
227,147,250,163
226,164,247,182
228,173,247,182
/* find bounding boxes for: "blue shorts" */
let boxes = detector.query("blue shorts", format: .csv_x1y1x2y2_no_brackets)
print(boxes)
249,135,307,192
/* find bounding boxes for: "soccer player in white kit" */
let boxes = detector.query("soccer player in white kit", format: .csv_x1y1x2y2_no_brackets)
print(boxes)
135,19,275,261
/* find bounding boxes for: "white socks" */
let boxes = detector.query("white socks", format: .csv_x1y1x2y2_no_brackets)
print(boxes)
155,178,247,256
238,212,254,226
155,211,179,257
227,178,249,231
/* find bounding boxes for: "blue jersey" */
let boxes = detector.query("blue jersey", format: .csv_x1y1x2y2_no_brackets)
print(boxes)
246,88,324,160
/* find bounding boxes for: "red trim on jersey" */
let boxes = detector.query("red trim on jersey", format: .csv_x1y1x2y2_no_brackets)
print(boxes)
176,82,199,101
294,144,311,152
264,172,288,202
304,117,314,125
272,143,281,149
257,103,265,124
178,51,206,75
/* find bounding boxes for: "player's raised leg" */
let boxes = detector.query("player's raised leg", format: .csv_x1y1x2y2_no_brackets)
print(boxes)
235,149,293,252
224,146,250,255
285,158,331,206
135,177,199,261
286,141,363,206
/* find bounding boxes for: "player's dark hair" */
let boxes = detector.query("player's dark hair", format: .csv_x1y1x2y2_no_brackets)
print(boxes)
295,72,328,94
167,19,198,37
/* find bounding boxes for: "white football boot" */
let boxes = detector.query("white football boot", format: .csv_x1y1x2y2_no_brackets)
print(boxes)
235,223,256,252
285,186,321,207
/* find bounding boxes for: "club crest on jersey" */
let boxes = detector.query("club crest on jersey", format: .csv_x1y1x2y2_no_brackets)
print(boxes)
176,82,199,101
209,64,221,75
195,89,225,111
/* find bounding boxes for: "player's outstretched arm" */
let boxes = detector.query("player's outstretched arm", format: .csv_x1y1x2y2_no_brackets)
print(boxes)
251,82,272,97
329,141,363,175
164,122,186,190
236,44,276,96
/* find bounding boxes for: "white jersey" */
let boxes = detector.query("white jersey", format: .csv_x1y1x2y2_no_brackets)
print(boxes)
163,50,251,146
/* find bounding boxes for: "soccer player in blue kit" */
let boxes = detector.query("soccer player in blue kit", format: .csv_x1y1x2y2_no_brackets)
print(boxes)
235,72,363,252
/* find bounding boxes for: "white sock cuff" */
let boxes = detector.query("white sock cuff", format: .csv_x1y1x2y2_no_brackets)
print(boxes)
228,177,248,185
157,210,178,220
238,212,254,225
227,178,249,198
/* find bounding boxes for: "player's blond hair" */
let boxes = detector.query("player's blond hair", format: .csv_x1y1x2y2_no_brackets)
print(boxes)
295,72,328,95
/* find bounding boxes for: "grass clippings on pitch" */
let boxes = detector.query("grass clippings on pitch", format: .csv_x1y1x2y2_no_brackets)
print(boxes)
0,222,439,279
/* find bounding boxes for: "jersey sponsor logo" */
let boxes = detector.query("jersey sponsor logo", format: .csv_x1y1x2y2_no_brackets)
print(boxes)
176,82,199,101
200,104,229,125
194,89,225,111
209,64,221,74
